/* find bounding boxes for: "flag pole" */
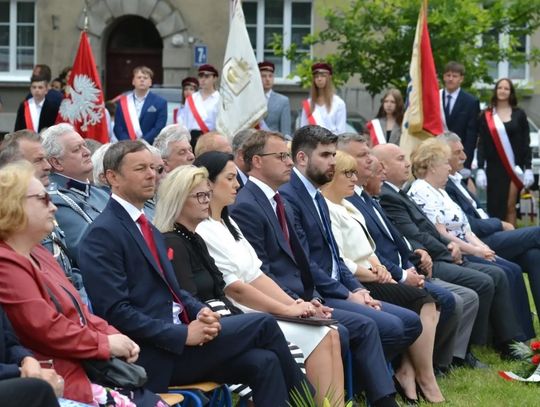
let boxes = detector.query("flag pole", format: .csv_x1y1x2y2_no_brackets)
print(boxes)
83,0,89,33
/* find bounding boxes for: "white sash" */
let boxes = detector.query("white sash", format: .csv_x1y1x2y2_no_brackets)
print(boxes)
370,119,386,145
125,93,143,138
28,99,40,132
439,89,448,131
492,109,522,177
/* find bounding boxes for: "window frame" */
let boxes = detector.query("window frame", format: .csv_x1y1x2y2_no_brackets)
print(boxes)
0,0,36,82
243,0,313,84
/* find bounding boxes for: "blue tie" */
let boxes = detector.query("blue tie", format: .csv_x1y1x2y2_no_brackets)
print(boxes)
314,191,342,277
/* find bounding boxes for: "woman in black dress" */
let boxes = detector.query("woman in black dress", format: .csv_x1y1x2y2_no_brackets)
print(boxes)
477,78,533,225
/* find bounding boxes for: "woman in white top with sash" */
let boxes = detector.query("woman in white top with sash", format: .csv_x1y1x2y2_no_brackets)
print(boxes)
300,62,347,134
366,89,404,146
181,64,220,149
193,151,344,407
477,78,533,226
172,76,199,127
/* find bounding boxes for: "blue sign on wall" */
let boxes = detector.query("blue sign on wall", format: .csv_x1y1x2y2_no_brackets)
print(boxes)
194,45,208,66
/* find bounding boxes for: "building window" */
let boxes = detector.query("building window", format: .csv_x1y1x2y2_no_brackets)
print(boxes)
485,31,529,84
244,0,312,80
0,0,35,79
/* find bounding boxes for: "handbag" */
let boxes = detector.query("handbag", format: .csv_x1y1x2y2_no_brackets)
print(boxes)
82,357,147,389
43,284,148,389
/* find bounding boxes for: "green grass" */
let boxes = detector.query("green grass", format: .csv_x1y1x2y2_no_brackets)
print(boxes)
425,274,540,407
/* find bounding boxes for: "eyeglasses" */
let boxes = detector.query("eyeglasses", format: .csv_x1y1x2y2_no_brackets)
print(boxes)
189,190,213,204
156,165,165,175
258,152,291,162
342,169,358,178
27,191,52,206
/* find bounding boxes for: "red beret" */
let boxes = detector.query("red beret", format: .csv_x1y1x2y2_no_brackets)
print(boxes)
258,61,275,73
181,77,199,88
311,62,332,75
198,64,219,76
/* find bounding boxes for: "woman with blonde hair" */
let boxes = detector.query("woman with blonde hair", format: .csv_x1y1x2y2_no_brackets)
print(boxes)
299,62,347,134
322,150,443,404
366,89,404,146
0,161,163,406
408,138,534,351
154,160,344,406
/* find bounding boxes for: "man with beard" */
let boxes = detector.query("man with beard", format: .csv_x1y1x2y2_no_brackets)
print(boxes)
279,125,421,362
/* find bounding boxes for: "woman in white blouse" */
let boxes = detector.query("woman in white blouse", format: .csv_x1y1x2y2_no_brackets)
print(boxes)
193,151,344,407
321,151,444,404
299,62,347,134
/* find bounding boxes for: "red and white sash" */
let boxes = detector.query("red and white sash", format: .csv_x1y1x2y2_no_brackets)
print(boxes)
187,95,210,133
302,99,318,126
23,99,37,132
484,109,524,189
119,94,143,140
367,119,386,146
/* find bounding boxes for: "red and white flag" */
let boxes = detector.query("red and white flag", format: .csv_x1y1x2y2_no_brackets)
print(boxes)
59,31,108,143
400,0,443,157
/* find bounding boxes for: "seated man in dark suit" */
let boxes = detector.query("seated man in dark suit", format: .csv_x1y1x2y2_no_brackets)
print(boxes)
230,130,401,407
441,131,540,325
278,125,421,360
373,143,523,358
77,140,307,406
41,123,110,263
337,133,480,370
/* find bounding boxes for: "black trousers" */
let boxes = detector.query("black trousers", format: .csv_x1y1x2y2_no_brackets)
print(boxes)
0,377,59,407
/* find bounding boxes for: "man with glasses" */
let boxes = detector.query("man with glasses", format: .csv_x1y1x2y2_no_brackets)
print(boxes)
114,66,167,145
181,64,221,149
230,130,402,407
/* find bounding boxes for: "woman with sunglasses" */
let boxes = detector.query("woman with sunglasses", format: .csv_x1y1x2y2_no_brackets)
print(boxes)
0,161,164,406
321,151,444,404
299,62,347,134
154,156,344,407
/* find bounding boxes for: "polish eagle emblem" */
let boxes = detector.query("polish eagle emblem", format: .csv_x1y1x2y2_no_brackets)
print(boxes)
59,74,104,130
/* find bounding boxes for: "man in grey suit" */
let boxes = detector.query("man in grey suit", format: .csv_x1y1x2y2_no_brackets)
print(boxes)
259,61,291,136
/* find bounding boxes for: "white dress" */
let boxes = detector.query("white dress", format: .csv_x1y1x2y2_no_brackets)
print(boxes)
196,216,330,357
300,94,347,134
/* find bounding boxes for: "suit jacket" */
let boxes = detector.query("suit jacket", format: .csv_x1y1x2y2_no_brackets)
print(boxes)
78,199,205,391
379,183,454,263
445,177,503,238
443,89,480,169
0,305,32,381
229,180,315,301
376,117,401,145
0,243,115,403
279,171,363,299
113,91,167,144
14,97,59,132
347,191,415,281
266,91,291,135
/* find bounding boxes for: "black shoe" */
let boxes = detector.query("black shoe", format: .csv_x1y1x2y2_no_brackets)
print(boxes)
392,376,418,405
373,394,400,407
499,342,523,361
452,352,488,369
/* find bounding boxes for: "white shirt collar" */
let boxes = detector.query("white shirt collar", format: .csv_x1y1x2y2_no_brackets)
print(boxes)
30,97,44,108
448,172,463,183
354,185,364,196
293,167,319,199
444,87,461,98
248,175,277,201
111,193,145,223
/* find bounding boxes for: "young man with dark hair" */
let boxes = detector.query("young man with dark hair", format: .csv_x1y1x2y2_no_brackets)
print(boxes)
14,74,59,132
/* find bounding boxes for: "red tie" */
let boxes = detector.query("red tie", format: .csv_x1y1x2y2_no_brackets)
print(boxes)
137,214,189,323
274,193,290,244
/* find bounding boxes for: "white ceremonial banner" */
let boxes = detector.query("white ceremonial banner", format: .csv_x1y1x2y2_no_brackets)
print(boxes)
217,0,267,140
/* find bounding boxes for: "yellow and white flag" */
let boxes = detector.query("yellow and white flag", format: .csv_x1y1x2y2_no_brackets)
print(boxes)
217,0,267,140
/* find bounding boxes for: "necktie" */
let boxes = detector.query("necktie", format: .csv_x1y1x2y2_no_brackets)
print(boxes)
137,214,189,323
274,193,290,244
314,191,342,278
445,94,452,117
